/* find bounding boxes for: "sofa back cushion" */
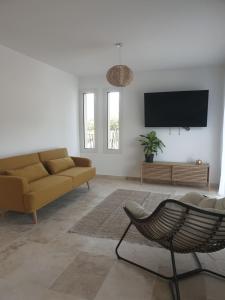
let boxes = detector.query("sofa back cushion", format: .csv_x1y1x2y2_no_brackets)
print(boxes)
38,148,68,165
46,157,75,174
0,153,40,174
6,163,49,183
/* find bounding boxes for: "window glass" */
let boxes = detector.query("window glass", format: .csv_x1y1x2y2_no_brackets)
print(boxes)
83,93,95,149
107,92,120,150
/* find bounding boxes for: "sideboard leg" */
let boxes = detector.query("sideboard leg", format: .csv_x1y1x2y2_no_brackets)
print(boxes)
208,182,210,192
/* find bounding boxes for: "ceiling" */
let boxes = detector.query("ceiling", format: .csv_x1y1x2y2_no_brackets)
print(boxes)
0,0,225,76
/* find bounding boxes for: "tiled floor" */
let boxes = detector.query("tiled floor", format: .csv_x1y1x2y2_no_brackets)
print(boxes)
0,177,224,300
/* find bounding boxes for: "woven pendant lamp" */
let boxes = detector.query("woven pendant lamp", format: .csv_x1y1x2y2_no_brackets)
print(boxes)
106,43,133,87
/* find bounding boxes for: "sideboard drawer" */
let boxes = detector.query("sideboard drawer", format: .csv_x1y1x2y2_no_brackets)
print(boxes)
142,165,171,181
172,165,208,184
141,161,209,187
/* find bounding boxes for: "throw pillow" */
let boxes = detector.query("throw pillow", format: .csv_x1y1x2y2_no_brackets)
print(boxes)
46,157,75,174
6,163,49,183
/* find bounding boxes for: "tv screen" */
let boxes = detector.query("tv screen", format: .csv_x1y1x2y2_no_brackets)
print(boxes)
144,90,208,127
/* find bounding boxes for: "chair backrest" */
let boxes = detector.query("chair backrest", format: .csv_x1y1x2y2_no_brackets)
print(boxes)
125,199,225,253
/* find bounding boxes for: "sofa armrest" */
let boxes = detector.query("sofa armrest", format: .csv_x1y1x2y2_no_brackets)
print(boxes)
71,157,92,167
0,176,29,211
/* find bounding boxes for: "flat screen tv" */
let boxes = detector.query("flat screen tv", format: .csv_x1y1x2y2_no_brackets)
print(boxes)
144,90,208,127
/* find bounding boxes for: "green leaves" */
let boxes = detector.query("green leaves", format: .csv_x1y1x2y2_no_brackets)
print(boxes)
138,131,165,155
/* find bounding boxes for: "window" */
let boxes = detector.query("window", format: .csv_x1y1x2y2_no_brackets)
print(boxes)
83,92,95,149
80,89,120,153
107,91,120,150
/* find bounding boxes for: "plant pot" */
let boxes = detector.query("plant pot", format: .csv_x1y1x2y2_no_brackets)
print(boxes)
145,154,154,163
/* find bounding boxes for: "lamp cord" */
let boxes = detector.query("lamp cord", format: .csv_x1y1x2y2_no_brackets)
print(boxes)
115,42,122,65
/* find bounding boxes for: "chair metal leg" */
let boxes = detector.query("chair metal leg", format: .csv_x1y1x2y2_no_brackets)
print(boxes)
115,224,225,300
115,222,172,280
87,181,90,190
115,221,132,259
192,252,202,269
200,268,225,280
170,242,181,300
177,253,225,281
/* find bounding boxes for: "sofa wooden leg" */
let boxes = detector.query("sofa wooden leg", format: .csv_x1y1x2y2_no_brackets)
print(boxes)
87,181,90,190
32,211,37,224
0,210,7,218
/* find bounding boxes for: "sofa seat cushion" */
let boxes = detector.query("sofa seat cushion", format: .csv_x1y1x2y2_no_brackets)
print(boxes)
24,175,72,212
46,157,75,174
6,163,49,183
57,167,96,187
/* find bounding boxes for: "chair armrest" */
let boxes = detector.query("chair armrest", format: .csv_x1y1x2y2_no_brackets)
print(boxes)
71,157,92,167
0,176,29,211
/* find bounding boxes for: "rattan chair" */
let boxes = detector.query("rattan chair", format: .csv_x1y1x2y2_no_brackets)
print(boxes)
115,198,225,300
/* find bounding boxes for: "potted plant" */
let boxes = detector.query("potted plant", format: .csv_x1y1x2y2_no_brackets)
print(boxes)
138,131,165,162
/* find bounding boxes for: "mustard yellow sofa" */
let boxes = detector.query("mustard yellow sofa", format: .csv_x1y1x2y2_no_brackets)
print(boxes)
0,148,96,223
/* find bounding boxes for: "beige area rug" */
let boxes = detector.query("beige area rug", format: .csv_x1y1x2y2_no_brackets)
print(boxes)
69,189,178,246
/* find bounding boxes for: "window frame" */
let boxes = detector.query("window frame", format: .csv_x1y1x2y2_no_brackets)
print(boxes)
103,88,122,154
79,89,98,153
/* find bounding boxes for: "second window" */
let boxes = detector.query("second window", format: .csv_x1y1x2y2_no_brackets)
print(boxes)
107,91,120,150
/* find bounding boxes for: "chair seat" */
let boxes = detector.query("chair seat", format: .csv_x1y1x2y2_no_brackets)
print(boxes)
57,167,96,187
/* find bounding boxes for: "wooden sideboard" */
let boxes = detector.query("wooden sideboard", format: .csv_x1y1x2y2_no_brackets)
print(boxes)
140,161,210,188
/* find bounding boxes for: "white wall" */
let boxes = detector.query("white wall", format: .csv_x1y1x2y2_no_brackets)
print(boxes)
0,44,80,157
79,66,225,184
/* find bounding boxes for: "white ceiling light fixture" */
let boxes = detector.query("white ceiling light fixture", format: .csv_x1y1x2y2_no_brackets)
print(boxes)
106,43,133,87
